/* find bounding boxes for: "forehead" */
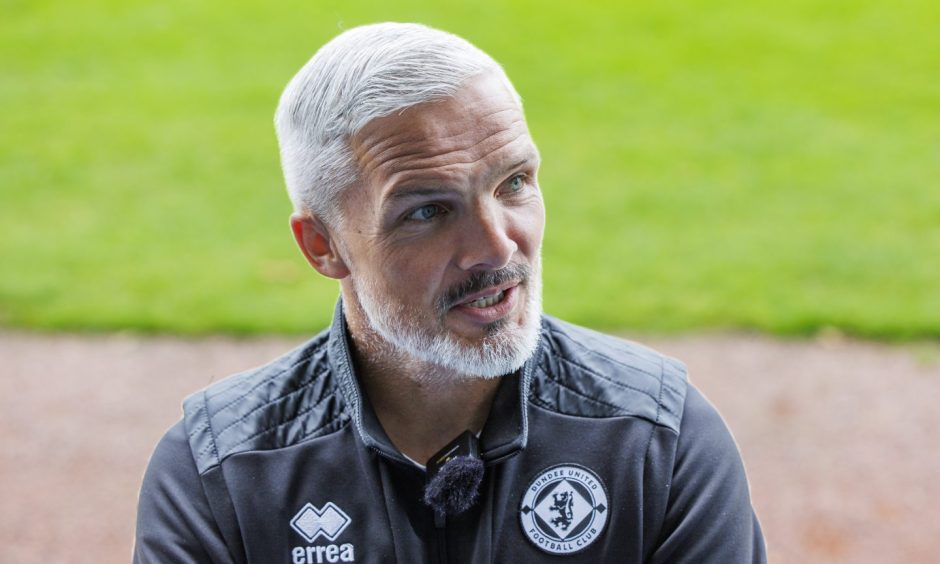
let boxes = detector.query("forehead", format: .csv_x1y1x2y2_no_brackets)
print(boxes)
348,72,535,193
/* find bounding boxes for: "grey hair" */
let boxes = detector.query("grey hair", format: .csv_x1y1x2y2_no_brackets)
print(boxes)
274,22,521,226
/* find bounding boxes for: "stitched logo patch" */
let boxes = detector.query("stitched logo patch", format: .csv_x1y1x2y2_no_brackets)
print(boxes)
520,464,608,555
290,502,351,543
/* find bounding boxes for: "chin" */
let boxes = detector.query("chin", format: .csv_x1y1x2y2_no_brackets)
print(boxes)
354,276,543,380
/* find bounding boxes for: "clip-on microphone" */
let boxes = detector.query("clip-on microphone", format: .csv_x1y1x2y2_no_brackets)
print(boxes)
422,430,484,526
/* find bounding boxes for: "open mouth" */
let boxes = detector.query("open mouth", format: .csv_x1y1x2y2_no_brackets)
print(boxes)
441,263,530,313
454,280,519,310
449,282,521,325
464,290,506,309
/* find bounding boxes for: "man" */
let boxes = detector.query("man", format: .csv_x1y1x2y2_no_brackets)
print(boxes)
135,22,765,563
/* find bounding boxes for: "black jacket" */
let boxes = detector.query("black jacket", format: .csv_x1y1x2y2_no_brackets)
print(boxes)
135,303,765,563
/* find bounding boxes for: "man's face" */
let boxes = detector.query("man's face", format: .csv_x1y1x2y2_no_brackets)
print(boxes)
336,71,545,378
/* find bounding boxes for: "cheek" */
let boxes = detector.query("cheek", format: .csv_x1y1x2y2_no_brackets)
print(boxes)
378,243,451,296
512,198,546,254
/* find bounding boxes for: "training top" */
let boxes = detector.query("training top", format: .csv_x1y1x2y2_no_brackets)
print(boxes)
135,302,766,563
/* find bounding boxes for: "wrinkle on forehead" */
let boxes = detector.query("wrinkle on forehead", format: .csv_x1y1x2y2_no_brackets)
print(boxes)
352,115,528,180
355,109,523,171
348,73,530,187
383,137,533,202
385,125,529,176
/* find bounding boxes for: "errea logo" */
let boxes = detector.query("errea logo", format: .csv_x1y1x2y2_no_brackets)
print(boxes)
291,502,350,542
290,502,356,563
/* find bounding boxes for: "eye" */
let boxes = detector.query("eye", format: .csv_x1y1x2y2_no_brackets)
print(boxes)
405,204,445,222
502,174,527,195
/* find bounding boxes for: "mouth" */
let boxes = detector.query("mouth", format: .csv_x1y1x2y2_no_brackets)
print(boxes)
455,281,518,308
465,291,505,309
449,282,521,325
439,263,531,326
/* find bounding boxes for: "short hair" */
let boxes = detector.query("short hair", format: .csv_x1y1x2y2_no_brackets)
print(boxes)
274,22,521,226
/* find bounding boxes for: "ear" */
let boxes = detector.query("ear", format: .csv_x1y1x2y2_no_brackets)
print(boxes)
290,212,350,279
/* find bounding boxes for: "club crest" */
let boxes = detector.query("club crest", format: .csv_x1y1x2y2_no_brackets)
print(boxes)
519,464,609,555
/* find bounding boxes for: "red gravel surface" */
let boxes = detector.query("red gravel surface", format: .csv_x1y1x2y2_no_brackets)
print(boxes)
1,331,937,563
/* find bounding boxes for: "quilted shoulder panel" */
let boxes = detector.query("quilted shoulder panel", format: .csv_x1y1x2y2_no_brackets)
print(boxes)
530,316,688,432
183,330,349,474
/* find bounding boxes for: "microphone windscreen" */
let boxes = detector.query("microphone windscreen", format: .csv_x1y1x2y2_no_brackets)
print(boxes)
422,455,485,516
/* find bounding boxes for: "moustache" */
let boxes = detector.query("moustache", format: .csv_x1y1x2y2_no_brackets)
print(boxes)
438,263,531,312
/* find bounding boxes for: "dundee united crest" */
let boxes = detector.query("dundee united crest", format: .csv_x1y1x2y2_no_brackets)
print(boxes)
520,464,609,555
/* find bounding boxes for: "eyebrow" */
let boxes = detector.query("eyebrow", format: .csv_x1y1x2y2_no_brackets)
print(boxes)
500,157,535,177
383,152,540,205
385,186,452,203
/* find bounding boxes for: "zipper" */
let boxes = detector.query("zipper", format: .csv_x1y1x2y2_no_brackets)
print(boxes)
434,510,447,563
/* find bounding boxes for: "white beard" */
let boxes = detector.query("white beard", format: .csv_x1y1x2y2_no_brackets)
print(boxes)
349,259,543,379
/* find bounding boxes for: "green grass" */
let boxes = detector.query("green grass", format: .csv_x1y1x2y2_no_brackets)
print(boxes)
2,0,939,338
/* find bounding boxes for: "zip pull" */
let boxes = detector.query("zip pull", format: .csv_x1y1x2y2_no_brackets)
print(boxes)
434,508,446,529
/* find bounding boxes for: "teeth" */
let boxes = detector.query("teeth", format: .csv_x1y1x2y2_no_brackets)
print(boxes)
467,290,504,308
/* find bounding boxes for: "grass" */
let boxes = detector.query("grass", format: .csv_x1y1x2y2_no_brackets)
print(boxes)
1,0,938,338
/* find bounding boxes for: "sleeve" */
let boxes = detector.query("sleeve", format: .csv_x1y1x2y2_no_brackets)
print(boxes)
134,421,234,564
647,384,767,563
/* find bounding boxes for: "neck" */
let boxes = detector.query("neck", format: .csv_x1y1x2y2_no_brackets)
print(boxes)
343,304,502,464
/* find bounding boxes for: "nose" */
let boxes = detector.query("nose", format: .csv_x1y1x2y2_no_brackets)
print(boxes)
456,205,518,271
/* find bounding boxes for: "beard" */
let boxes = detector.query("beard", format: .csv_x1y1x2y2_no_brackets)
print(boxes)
348,258,543,379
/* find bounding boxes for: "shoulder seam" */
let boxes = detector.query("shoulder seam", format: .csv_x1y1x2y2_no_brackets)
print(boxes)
639,355,669,560
200,390,221,471
641,354,667,465
654,355,666,426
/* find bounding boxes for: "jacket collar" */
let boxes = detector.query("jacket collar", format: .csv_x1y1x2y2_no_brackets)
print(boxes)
326,299,538,466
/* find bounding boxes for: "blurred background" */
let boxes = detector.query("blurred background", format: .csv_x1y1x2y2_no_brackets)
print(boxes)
1,0,938,562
